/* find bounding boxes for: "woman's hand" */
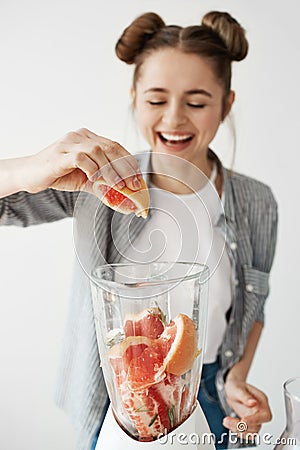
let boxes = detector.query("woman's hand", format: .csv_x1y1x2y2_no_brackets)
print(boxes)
223,378,272,438
22,128,142,194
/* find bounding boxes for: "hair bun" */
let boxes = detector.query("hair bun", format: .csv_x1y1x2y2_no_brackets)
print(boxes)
202,11,248,61
115,12,165,64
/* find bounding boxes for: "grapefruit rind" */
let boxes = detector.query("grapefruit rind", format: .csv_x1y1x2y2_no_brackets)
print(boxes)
93,176,150,218
107,312,201,441
162,314,198,376
108,335,153,359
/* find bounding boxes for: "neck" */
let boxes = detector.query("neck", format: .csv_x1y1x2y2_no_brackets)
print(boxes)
150,151,213,195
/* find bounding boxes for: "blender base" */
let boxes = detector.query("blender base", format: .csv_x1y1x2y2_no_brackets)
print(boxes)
95,401,216,449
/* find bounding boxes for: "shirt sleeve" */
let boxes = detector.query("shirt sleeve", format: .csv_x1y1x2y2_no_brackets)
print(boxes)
249,187,278,323
0,189,79,227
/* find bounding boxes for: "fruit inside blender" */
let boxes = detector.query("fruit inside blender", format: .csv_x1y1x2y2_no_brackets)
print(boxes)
106,305,201,442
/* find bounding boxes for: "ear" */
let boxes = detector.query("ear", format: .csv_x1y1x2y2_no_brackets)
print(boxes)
222,90,235,120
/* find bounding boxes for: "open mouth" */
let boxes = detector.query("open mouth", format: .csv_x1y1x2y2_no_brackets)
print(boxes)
158,132,194,146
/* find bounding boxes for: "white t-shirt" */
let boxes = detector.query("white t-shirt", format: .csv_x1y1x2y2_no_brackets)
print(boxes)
122,166,232,363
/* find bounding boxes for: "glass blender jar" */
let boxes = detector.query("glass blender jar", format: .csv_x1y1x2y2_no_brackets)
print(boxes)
90,262,212,448
274,377,300,450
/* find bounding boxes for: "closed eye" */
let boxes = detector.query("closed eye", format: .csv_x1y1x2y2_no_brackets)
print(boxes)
187,103,206,108
148,101,166,105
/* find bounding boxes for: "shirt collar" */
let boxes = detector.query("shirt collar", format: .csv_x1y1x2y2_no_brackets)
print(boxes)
207,149,235,224
136,149,236,224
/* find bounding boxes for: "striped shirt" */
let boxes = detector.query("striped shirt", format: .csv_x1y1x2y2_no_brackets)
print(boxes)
0,150,278,449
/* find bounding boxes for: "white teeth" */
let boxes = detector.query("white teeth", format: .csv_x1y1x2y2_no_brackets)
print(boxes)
160,132,192,142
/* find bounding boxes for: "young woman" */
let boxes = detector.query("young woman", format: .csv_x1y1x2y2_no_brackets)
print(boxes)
0,10,277,450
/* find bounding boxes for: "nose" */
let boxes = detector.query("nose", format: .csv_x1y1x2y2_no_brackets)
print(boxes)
161,100,187,127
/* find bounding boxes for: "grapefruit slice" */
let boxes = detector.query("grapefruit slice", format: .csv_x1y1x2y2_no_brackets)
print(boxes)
127,342,166,392
158,313,199,376
119,386,171,441
92,176,150,218
109,313,200,441
124,307,165,340
108,335,153,375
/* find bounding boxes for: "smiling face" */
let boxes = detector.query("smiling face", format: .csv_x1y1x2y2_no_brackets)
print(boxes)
133,48,234,170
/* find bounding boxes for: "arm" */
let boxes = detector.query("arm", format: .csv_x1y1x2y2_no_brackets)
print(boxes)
223,321,272,436
0,157,78,228
0,189,79,227
0,157,32,198
226,320,263,382
0,128,142,199
222,187,278,436
0,128,142,226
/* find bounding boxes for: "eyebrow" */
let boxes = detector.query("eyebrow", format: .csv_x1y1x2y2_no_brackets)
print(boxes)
143,87,212,97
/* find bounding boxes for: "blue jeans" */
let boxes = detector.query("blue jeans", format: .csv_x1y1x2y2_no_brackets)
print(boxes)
91,360,228,450
90,397,110,450
197,359,229,449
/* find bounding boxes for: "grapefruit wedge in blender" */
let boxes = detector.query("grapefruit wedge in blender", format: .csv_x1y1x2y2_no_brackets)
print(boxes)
92,175,150,218
159,313,200,376
108,308,201,441
108,335,154,376
124,306,165,340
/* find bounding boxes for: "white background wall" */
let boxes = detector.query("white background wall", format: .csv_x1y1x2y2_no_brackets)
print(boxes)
0,0,299,449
